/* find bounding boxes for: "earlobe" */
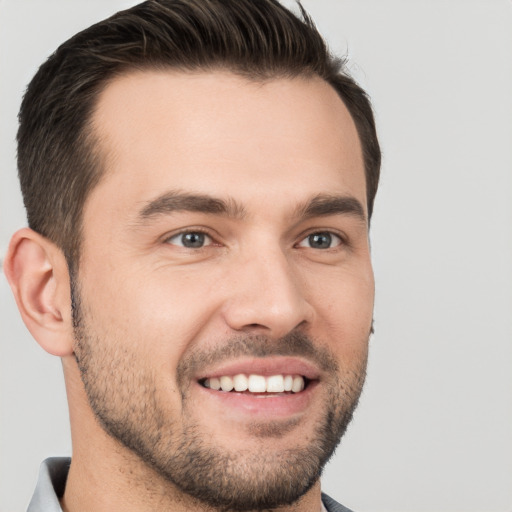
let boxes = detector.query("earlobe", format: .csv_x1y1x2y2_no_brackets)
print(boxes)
4,228,74,356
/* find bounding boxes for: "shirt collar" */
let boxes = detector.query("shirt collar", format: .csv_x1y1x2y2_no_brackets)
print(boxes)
27,457,69,512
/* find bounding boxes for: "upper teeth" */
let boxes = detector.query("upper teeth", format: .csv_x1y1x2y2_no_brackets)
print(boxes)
203,374,305,393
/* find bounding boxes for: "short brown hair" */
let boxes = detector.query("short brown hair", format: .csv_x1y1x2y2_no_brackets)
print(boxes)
17,0,380,269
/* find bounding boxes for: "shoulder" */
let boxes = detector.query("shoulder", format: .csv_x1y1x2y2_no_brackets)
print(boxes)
322,492,356,512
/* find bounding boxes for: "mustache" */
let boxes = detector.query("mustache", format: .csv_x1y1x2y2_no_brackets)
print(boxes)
176,331,339,386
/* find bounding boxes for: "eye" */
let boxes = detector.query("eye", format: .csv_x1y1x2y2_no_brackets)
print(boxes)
297,231,342,250
166,231,213,248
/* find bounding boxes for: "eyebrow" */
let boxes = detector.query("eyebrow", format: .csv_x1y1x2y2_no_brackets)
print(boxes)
296,194,367,224
138,191,246,220
137,190,366,224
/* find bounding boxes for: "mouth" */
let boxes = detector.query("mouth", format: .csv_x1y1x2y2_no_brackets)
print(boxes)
191,358,322,422
193,357,321,412
200,373,309,395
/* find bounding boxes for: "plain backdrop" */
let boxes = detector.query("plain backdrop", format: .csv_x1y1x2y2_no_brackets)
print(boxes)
1,1,511,511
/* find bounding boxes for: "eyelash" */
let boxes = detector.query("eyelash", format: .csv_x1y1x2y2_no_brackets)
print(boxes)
164,228,346,250
164,228,215,248
296,231,345,250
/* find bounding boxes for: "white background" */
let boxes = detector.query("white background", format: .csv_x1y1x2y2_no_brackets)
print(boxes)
1,1,511,511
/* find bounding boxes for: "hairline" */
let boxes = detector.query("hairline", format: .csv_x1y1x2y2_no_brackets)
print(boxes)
71,64,369,271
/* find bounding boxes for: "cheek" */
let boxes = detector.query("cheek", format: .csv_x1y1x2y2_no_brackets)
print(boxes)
309,265,374,349
79,263,227,368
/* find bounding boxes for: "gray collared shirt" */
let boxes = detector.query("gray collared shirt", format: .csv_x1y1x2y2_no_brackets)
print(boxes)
27,458,352,512
27,458,69,512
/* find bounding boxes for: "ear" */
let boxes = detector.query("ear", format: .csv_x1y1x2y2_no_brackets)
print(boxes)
3,228,74,356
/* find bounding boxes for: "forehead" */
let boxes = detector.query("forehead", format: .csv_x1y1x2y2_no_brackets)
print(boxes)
87,70,365,219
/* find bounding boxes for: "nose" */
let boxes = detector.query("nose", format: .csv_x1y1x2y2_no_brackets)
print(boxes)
221,247,315,339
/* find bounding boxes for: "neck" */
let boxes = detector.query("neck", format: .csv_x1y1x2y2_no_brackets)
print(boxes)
61,451,323,512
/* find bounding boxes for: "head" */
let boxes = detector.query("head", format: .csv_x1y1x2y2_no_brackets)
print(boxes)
17,0,380,272
8,1,380,510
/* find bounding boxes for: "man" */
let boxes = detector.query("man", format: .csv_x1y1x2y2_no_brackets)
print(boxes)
4,0,380,511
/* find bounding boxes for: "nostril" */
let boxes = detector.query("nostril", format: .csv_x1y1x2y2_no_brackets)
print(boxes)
236,323,270,334
221,286,314,340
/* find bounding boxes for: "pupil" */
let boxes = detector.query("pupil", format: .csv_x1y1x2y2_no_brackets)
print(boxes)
309,233,331,249
182,232,205,248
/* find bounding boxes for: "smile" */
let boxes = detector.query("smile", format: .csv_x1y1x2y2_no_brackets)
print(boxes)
201,374,307,394
193,356,321,416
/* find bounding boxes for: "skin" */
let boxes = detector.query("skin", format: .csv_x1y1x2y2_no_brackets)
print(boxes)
5,71,374,512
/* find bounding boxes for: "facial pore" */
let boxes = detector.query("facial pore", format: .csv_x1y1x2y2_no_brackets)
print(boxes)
72,278,368,511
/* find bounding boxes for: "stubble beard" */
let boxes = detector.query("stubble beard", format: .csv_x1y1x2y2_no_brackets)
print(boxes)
71,281,368,511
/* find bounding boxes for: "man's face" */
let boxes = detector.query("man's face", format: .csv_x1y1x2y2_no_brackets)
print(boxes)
73,71,374,510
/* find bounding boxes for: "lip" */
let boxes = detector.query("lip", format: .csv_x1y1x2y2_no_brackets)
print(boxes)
194,356,322,381
195,378,319,418
193,356,321,419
